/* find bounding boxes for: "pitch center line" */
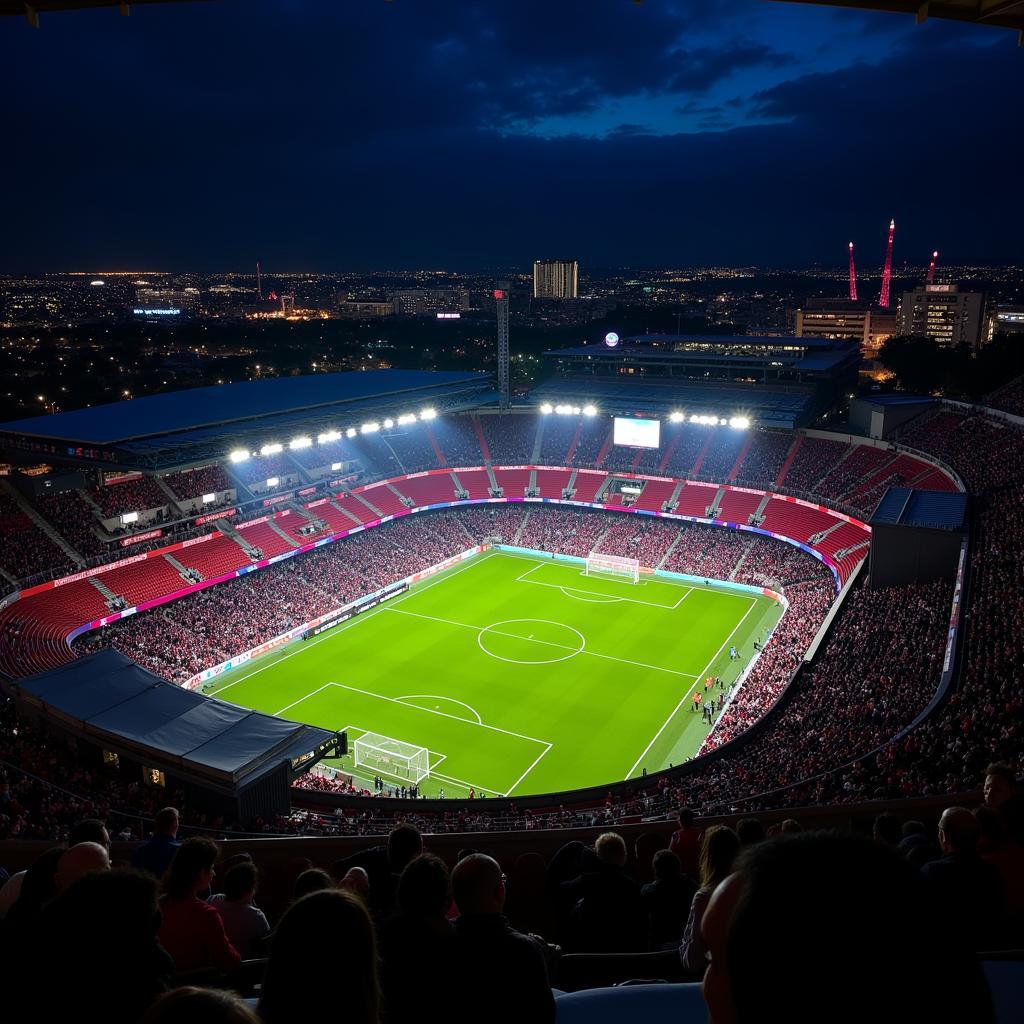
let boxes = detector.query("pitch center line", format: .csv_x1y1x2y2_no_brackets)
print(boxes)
384,606,699,680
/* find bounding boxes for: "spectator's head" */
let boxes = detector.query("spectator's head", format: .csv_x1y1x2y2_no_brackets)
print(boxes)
700,833,993,1024
779,818,802,834
595,832,627,868
984,762,1017,809
938,807,980,854
451,853,505,916
398,854,451,919
872,813,902,847
736,818,766,848
387,823,423,872
222,861,258,903
340,866,370,899
699,825,740,891
294,868,334,900
154,807,180,837
141,987,259,1024
69,819,111,851
56,841,110,890
677,808,696,828
902,820,928,838
652,848,681,881
260,889,378,1024
163,837,219,900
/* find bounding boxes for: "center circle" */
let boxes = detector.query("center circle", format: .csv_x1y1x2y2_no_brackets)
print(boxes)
476,618,585,665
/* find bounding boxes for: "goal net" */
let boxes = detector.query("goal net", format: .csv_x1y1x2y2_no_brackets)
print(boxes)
353,732,430,783
584,551,640,583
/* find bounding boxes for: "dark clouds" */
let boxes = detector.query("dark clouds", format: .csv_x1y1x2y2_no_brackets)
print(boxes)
2,0,1021,269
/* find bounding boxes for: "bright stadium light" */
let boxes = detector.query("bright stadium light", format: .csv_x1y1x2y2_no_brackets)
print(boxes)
398,413,417,425
420,407,437,420
361,421,380,434
289,436,312,450
555,403,570,415
729,416,751,430
260,443,283,456
383,417,394,429
540,403,553,415
318,430,341,444
582,404,597,417
572,406,581,415
267,476,279,487
346,427,357,438
669,411,684,424
229,449,250,463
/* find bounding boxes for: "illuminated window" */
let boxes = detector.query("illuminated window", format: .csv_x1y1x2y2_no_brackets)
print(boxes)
144,766,166,788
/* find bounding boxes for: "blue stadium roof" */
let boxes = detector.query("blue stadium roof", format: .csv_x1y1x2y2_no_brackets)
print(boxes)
14,649,336,785
0,369,490,445
859,395,936,407
871,488,968,531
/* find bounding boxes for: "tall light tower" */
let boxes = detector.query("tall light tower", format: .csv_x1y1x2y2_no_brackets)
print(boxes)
879,219,895,308
848,242,858,301
494,281,510,409
926,250,939,285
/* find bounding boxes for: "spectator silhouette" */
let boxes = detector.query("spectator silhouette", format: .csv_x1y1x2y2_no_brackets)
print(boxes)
450,853,555,1024
642,848,697,950
332,822,422,918
680,824,740,973
259,888,379,1024
141,986,259,1024
700,832,995,1024
133,807,182,879
669,808,704,877
158,837,241,974
209,861,270,959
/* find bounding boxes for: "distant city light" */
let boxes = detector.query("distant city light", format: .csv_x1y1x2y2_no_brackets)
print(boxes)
229,449,250,463
604,331,620,347
90,279,105,286
289,436,312,450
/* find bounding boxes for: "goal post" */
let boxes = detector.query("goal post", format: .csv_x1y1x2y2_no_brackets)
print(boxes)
584,551,640,583
353,732,430,783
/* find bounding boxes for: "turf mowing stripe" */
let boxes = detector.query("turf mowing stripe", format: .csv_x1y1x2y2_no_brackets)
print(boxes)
624,596,759,780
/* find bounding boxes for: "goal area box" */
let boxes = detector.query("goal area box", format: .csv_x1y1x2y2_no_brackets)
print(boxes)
584,551,640,583
353,732,430,783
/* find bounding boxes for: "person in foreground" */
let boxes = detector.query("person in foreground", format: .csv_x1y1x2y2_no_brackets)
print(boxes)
450,853,556,1024
700,832,994,1024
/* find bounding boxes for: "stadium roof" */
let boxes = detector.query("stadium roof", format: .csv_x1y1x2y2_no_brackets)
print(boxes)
871,487,968,530
859,395,936,407
767,1,1024,36
13,649,336,789
546,333,839,357
0,369,488,445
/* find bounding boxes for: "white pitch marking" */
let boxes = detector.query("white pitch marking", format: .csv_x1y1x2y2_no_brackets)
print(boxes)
624,597,760,780
395,694,483,725
504,742,553,796
273,683,335,717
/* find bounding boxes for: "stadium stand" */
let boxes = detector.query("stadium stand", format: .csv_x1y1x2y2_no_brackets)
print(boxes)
163,464,234,501
89,475,170,518
0,493,75,580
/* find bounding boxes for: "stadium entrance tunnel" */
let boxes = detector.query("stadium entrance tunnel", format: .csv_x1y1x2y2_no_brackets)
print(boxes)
476,618,586,665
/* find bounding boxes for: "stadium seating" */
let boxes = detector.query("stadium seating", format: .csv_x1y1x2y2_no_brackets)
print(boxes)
89,475,170,518
0,494,75,581
163,464,234,501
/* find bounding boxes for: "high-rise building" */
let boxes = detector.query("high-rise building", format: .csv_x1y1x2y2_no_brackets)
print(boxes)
994,305,1024,336
533,259,579,300
389,288,471,316
795,299,897,359
898,284,990,349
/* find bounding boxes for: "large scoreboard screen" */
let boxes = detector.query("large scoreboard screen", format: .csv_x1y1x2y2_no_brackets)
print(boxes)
613,417,661,449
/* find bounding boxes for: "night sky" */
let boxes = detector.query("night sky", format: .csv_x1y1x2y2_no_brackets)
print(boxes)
5,0,1023,271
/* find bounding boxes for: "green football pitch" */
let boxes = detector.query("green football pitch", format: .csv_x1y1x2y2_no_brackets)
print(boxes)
206,551,783,798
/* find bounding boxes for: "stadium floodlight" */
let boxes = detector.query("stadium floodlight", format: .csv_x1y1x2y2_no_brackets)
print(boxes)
361,421,380,434
540,402,554,414
229,449,250,463
383,417,394,429
318,430,341,444
260,442,283,456
398,413,417,425
572,406,581,415
582,404,597,417
555,403,571,415
267,476,279,487
669,411,684,423
729,416,751,430
420,407,437,420
289,436,312,450
346,427,357,438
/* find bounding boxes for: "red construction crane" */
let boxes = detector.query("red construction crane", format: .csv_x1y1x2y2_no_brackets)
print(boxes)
879,219,895,308
848,241,858,301
926,250,939,285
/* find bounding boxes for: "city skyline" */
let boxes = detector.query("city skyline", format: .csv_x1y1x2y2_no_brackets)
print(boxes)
4,1,1023,270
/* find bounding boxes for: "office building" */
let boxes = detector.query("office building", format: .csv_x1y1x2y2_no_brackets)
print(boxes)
898,284,990,349
795,299,897,359
533,259,579,300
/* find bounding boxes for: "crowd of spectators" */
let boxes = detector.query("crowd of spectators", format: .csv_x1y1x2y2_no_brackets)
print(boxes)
985,374,1024,418
164,465,234,502
36,489,107,556
478,414,539,464
732,430,793,488
661,523,753,580
782,436,850,493
229,454,298,488
0,809,1016,1023
431,417,486,467
0,493,75,581
90,476,173,518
